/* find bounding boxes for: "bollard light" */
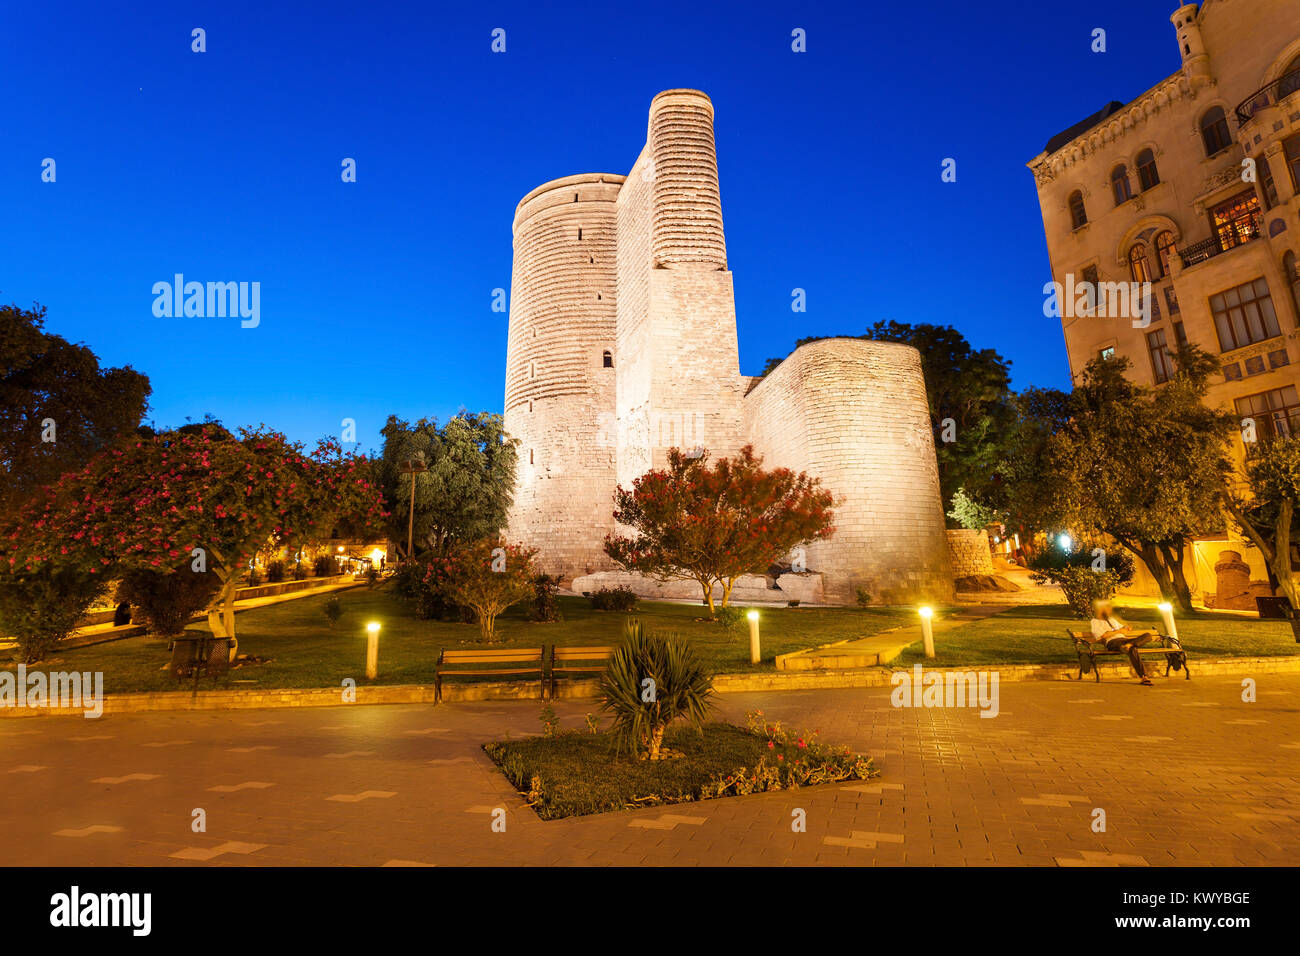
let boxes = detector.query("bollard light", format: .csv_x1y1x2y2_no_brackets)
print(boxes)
918,606,936,659
365,621,381,679
746,610,761,664
1156,602,1178,644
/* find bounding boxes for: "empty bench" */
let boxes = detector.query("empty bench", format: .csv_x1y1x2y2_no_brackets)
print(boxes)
1066,629,1190,682
435,647,546,701
549,645,615,698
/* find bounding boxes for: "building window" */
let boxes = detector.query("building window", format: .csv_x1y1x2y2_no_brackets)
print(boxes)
1270,347,1291,370
1099,346,1116,361
1211,277,1280,351
1200,106,1232,157
1173,321,1187,349
1128,243,1152,283
1223,362,1243,381
1259,153,1280,209
602,350,613,368
1111,165,1133,205
1284,132,1300,195
1136,149,1160,191
1236,386,1300,444
1068,191,1088,230
1280,55,1300,101
1154,231,1176,278
1245,355,1267,376
1147,328,1175,384
1210,189,1262,251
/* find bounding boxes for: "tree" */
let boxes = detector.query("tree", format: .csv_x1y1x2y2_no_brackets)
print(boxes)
436,538,537,643
0,565,100,663
376,413,518,559
762,321,1015,519
0,424,385,656
1009,347,1235,611
599,620,715,760
117,564,221,638
0,302,151,514
604,445,835,613
947,487,1000,531
1225,435,1300,632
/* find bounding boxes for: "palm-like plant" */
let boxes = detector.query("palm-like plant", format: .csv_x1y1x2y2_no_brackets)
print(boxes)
599,619,715,760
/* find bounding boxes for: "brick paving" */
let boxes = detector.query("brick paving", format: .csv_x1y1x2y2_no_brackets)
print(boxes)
1,674,1297,866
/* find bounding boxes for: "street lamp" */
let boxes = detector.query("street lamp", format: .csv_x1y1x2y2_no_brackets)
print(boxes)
365,621,381,679
398,453,428,562
919,606,936,659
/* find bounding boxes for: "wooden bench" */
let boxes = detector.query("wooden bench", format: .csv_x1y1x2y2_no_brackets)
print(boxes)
434,647,546,701
549,645,616,698
1066,629,1190,682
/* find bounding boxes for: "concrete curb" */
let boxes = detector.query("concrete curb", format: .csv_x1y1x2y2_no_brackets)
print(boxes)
4,654,1298,718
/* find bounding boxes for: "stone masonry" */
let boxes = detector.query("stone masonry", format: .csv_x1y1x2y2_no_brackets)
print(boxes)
504,89,954,603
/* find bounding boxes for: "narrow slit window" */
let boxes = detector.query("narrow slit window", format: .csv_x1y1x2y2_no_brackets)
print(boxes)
603,350,613,368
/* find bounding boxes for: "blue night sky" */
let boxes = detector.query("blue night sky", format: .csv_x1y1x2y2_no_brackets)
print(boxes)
2,0,1186,453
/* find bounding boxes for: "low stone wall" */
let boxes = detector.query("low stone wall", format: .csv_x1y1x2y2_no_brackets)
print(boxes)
569,569,818,604
947,529,993,577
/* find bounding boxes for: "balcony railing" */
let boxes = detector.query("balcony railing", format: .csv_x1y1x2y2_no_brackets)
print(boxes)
1236,71,1300,125
1178,222,1264,269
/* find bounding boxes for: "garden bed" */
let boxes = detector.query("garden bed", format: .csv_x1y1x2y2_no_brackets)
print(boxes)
484,719,876,820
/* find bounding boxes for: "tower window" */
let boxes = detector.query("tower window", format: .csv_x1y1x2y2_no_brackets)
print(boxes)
603,350,614,368
529,361,536,379
578,228,582,240
530,449,534,465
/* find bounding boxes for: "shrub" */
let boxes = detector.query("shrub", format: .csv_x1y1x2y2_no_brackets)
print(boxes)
599,619,715,760
440,538,537,643
713,606,743,628
529,573,563,622
323,595,343,628
313,554,335,577
590,586,638,612
1028,546,1136,618
265,560,286,583
246,567,263,587
0,567,100,664
855,587,872,607
291,561,308,581
116,567,221,638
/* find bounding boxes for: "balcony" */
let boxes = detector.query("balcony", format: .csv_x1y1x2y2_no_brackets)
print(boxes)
1236,71,1300,126
1178,221,1264,269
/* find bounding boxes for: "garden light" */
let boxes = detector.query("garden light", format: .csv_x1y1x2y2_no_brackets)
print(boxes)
365,621,381,679
746,609,761,664
918,606,936,659
1058,533,1073,551
1156,602,1178,643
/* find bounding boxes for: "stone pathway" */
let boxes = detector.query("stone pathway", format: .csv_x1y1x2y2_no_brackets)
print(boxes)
1,673,1296,866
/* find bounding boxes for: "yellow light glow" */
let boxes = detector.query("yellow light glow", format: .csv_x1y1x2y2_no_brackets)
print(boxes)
918,606,933,619
746,610,759,621
337,546,344,553
370,549,383,564
1157,602,1172,613
366,621,381,635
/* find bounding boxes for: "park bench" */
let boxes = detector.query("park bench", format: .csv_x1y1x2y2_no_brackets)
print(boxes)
1065,629,1190,682
435,647,546,701
549,645,615,698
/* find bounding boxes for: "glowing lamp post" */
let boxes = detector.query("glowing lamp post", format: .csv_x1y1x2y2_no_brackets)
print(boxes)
746,610,761,664
365,621,381,679
1157,602,1178,643
919,606,936,659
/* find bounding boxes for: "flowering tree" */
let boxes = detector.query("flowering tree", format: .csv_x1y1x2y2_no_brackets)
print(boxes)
0,425,385,657
435,538,537,643
605,446,836,613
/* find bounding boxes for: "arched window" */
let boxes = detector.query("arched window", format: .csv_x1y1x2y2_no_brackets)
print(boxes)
1280,55,1300,101
602,350,613,368
1136,149,1160,191
1155,231,1177,278
1129,243,1152,283
1068,190,1088,229
1111,165,1133,205
1201,106,1232,156
1285,251,1300,321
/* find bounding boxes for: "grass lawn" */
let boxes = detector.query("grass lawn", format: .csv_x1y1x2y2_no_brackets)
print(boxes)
484,721,876,820
894,603,1300,667
32,585,913,694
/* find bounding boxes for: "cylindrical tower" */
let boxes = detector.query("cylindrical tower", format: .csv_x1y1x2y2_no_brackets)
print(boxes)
504,172,625,579
648,89,728,269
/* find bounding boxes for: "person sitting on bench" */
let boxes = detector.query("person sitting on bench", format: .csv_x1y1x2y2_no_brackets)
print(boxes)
1089,599,1156,685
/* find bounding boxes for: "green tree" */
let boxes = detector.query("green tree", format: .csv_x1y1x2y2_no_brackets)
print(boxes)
436,538,537,643
0,302,151,513
1225,435,1300,628
762,321,1014,519
377,413,518,559
1009,347,1234,611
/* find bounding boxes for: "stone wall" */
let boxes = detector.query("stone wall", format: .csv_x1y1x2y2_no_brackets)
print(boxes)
947,529,994,577
742,338,954,604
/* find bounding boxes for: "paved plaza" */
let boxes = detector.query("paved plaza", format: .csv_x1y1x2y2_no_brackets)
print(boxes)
2,674,1297,866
